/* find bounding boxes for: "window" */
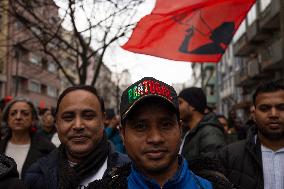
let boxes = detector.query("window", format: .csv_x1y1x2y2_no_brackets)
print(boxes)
0,13,2,31
47,62,57,73
29,54,41,66
47,86,57,97
206,85,215,96
247,4,257,25
15,21,23,30
0,59,3,73
31,26,41,36
28,80,41,93
260,0,271,12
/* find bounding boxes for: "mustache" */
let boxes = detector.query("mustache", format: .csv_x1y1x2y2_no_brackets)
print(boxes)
67,133,91,139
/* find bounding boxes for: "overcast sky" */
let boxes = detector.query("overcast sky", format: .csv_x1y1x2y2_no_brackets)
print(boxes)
103,0,193,85
56,0,193,85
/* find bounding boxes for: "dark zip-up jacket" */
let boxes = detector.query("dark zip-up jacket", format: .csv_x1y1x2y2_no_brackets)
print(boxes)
181,112,226,161
213,127,264,189
0,153,27,189
24,142,130,189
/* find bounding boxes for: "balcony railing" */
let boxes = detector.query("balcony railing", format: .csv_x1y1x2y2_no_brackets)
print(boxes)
260,38,283,70
259,0,280,30
247,58,260,78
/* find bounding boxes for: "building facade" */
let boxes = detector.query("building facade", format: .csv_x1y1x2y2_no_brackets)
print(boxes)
0,0,61,107
191,63,218,108
0,0,9,97
216,0,284,120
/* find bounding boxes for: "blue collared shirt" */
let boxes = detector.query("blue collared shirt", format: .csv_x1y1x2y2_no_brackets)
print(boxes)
127,158,212,189
261,145,284,189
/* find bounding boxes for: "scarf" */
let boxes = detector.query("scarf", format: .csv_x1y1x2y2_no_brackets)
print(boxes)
57,133,109,189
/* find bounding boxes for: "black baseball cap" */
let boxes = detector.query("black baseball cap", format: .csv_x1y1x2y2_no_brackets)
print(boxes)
120,77,179,122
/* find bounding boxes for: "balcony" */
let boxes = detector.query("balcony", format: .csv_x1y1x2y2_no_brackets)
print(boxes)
235,67,249,87
247,58,261,78
260,38,283,71
12,61,61,88
259,0,281,31
246,20,271,43
233,35,255,56
234,58,260,87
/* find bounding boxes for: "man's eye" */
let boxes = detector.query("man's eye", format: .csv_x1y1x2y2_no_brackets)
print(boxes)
61,114,74,121
83,113,96,120
258,106,270,112
161,121,174,130
133,123,146,131
276,104,284,111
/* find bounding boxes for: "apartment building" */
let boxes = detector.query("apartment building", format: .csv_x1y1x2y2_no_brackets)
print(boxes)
233,0,284,116
3,0,62,107
216,0,284,120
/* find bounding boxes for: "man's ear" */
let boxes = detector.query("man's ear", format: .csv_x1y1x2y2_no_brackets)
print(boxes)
178,119,183,136
102,112,106,126
119,126,125,145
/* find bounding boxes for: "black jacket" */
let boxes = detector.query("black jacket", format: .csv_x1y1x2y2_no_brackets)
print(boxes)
87,156,235,189
0,153,27,189
0,134,56,178
24,142,130,189
181,112,226,161
213,127,263,189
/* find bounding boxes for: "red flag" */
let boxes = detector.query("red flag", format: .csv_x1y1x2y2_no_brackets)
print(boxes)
122,0,255,63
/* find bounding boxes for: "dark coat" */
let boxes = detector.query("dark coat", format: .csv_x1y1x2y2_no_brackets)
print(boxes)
181,112,226,161
0,153,27,189
213,127,263,189
0,134,56,178
24,142,130,189
87,156,235,189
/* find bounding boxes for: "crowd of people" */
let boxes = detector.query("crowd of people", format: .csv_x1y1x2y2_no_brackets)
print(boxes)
0,78,283,189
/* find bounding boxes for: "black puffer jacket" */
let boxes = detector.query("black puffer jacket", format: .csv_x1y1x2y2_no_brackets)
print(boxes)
213,127,263,189
87,156,235,189
0,153,26,189
181,112,226,161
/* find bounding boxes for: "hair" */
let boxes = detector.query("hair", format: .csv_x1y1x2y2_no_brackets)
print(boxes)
39,108,50,116
253,81,284,106
2,98,39,123
55,85,105,116
0,99,6,111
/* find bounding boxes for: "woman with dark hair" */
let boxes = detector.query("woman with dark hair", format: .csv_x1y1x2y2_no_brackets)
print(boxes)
0,98,55,179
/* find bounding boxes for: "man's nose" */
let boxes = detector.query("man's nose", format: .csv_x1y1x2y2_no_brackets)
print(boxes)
73,116,84,130
146,127,164,144
269,107,279,118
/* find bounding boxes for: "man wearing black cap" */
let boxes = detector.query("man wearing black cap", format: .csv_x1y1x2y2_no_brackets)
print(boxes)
87,77,233,189
178,87,226,161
